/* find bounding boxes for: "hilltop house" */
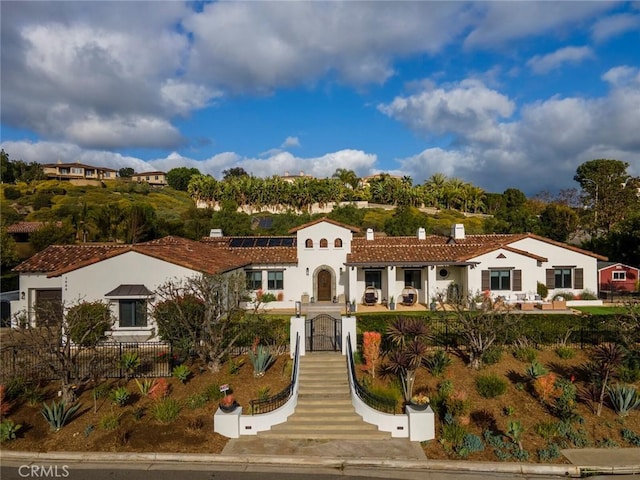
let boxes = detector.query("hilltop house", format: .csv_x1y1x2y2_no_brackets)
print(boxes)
131,171,168,187
42,162,117,183
11,219,606,341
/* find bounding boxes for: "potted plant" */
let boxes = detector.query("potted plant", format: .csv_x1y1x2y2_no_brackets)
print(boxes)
389,296,396,310
219,393,237,413
409,393,430,411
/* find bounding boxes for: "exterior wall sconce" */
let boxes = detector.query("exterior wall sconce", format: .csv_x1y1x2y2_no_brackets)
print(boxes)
339,267,343,274
21,291,25,300
306,268,309,276
346,300,351,317
295,301,301,318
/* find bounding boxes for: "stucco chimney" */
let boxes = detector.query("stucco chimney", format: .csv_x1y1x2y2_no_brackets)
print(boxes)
366,228,374,241
452,224,465,240
417,227,426,240
300,170,304,176
209,228,223,237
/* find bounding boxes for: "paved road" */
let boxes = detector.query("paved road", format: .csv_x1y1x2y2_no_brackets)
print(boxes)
0,461,591,480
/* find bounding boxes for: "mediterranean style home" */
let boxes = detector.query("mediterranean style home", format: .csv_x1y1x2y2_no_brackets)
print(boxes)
42,161,117,183
130,171,168,187
11,218,606,341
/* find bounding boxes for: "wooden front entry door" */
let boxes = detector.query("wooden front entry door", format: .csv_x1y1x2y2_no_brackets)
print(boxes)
317,269,332,301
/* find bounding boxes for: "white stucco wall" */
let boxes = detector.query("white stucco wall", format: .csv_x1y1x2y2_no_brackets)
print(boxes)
468,248,542,299
509,238,599,297
12,273,64,325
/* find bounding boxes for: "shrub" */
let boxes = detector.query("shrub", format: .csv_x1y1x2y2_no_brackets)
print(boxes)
441,423,467,451
525,360,548,380
534,421,559,441
22,384,45,407
0,385,13,417
481,346,503,366
424,350,452,377
555,346,575,360
580,290,598,300
134,378,155,397
607,384,640,417
99,412,121,430
149,378,170,400
618,366,640,383
513,346,537,363
172,364,191,384
459,433,484,457
553,379,579,422
533,373,560,404
119,352,141,378
111,386,130,407
621,428,640,447
537,282,548,300
66,301,112,346
186,393,209,410
205,384,224,402
475,374,508,398
41,401,81,431
3,186,21,199
227,358,244,375
554,291,575,301
248,344,275,378
0,419,21,442
537,443,561,462
256,386,271,401
152,398,181,423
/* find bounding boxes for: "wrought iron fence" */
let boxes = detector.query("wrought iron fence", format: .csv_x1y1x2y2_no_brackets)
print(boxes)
249,333,299,415
0,342,172,382
346,333,397,414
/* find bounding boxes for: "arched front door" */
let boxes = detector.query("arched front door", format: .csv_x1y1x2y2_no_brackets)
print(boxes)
317,269,332,301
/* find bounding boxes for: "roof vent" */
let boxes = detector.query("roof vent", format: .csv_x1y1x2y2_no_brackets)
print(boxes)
209,229,223,237
417,227,426,240
366,228,374,241
452,224,465,240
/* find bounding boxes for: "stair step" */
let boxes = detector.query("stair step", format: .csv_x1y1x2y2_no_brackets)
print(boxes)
258,430,390,440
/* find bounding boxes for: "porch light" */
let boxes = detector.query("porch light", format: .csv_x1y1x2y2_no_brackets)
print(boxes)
295,301,301,318
346,300,351,317
21,291,25,300
306,268,309,276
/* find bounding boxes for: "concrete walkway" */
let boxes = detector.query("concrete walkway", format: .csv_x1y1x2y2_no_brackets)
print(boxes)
561,447,640,469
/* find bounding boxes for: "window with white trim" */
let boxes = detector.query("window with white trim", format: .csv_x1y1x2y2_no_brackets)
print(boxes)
555,268,572,288
404,270,421,288
364,270,382,289
268,271,284,290
613,271,626,281
246,271,262,290
490,270,511,290
119,300,147,327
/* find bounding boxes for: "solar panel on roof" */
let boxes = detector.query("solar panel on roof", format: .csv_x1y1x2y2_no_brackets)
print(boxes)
229,238,244,247
227,236,295,247
241,238,255,247
281,238,294,246
256,237,269,247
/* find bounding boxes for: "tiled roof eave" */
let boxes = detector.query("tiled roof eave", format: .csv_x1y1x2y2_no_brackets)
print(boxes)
344,260,479,268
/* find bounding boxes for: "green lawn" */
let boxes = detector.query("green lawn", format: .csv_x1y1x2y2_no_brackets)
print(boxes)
571,305,627,315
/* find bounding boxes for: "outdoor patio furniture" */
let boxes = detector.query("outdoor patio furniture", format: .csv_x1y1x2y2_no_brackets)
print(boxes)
400,286,418,306
363,286,378,305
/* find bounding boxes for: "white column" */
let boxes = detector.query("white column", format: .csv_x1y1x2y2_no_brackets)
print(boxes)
290,315,306,358
427,266,437,309
341,315,356,355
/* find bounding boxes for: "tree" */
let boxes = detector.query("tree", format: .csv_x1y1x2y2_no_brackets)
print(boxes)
574,159,637,234
118,167,134,178
0,224,19,270
442,293,521,370
380,317,430,403
11,300,114,403
332,168,359,190
123,203,157,244
384,205,427,236
539,203,579,242
167,167,201,191
152,273,248,372
30,221,76,252
222,167,248,180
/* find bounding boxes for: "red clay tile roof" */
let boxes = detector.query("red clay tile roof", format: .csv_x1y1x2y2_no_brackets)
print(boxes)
14,236,250,277
42,162,117,171
6,221,62,233
346,233,605,265
288,217,360,233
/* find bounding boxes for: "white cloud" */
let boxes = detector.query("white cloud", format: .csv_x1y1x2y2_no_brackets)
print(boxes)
183,2,471,91
463,2,613,48
602,66,640,87
281,136,301,149
591,13,640,42
527,46,594,75
378,79,515,144
1,140,379,182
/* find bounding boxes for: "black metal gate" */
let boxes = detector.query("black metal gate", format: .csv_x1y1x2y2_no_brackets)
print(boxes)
306,314,342,351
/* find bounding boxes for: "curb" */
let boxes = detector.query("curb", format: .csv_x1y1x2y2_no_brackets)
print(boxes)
0,451,585,477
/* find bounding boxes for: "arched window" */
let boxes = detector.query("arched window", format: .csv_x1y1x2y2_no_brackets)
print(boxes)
319,238,328,248
305,239,313,248
334,238,343,248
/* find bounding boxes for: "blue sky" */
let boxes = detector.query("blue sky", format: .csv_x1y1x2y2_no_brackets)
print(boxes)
1,1,639,195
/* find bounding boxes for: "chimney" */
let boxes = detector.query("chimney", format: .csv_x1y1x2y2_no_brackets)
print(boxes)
209,228,223,237
284,171,289,177
417,227,426,240
300,170,304,176
451,224,465,240
366,228,374,241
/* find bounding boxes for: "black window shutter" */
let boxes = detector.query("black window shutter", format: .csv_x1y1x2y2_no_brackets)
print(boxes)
574,268,584,289
546,269,555,289
482,270,490,291
513,270,522,291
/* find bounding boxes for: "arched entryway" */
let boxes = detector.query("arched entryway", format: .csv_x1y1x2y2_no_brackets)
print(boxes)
317,269,332,301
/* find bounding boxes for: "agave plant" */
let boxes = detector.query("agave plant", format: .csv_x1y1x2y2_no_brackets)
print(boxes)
607,383,640,417
119,351,141,379
111,386,130,407
525,360,548,380
41,400,81,431
248,345,275,378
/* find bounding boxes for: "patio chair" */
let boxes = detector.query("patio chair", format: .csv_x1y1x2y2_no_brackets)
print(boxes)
400,286,418,306
363,286,378,305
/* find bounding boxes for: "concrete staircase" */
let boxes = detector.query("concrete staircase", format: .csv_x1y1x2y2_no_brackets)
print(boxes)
258,352,390,440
